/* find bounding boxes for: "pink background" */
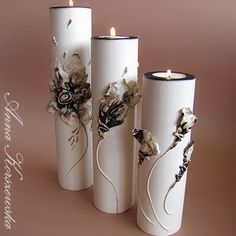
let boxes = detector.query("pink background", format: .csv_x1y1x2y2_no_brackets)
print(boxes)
0,0,235,235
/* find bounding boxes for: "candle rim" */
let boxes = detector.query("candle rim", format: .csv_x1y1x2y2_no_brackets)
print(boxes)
50,6,91,9
92,36,138,40
145,71,196,81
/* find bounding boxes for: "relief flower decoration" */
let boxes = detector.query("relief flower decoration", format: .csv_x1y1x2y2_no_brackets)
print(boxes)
132,129,160,165
173,108,197,145
98,77,141,139
163,141,195,215
47,53,92,125
133,128,168,230
132,108,197,230
47,53,92,173
96,68,141,213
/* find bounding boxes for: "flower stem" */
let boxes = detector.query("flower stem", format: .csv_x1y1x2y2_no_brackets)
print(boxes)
163,181,177,215
139,201,155,225
67,121,88,175
138,165,155,225
146,142,176,231
96,138,119,213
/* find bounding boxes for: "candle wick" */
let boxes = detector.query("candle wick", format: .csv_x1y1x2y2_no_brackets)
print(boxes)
167,69,172,80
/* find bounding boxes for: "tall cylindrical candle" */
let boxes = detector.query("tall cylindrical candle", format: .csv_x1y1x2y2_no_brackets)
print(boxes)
136,71,197,235
48,6,93,191
92,34,139,213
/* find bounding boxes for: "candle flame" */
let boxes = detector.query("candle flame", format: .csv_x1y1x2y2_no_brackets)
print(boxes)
69,0,74,7
167,69,172,79
110,27,116,38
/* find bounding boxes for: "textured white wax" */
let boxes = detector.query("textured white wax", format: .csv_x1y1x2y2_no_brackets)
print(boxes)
50,7,93,191
137,76,196,235
92,38,139,213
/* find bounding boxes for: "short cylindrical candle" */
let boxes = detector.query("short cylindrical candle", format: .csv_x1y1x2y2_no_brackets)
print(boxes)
137,71,196,235
48,5,93,191
92,33,139,213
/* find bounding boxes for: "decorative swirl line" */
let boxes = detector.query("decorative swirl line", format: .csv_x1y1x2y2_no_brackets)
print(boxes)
67,120,89,175
96,138,119,213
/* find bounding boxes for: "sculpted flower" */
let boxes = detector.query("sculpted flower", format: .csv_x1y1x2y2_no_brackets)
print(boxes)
132,129,160,165
105,79,128,101
55,57,70,82
124,79,141,108
98,79,141,138
95,73,141,213
47,54,91,124
174,108,197,143
64,54,88,82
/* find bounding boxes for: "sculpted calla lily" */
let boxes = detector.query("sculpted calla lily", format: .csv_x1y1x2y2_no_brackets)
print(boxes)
98,78,141,138
174,108,197,144
132,129,160,165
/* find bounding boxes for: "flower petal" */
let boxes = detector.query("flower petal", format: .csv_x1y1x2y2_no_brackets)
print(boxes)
126,79,139,95
128,94,141,108
63,54,87,82
132,129,160,164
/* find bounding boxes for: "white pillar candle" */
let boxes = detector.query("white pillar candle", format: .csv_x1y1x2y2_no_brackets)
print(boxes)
136,71,197,235
91,30,139,213
48,4,93,191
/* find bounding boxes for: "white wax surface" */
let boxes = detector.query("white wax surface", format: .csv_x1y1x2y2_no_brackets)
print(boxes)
92,37,139,214
137,76,196,236
153,72,187,80
50,7,93,191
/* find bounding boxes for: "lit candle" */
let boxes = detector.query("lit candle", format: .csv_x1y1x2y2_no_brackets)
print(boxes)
92,28,139,214
136,70,196,235
152,69,187,80
110,26,116,38
69,0,73,7
48,1,93,191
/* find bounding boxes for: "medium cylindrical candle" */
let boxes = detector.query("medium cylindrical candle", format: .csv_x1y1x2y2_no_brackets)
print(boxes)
48,5,93,191
136,71,197,235
92,31,139,213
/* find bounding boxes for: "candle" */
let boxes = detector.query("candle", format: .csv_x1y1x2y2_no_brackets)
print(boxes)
92,28,139,213
47,2,93,191
134,71,197,235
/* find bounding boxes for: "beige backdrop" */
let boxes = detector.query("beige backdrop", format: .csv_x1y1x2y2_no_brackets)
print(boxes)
0,0,235,235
